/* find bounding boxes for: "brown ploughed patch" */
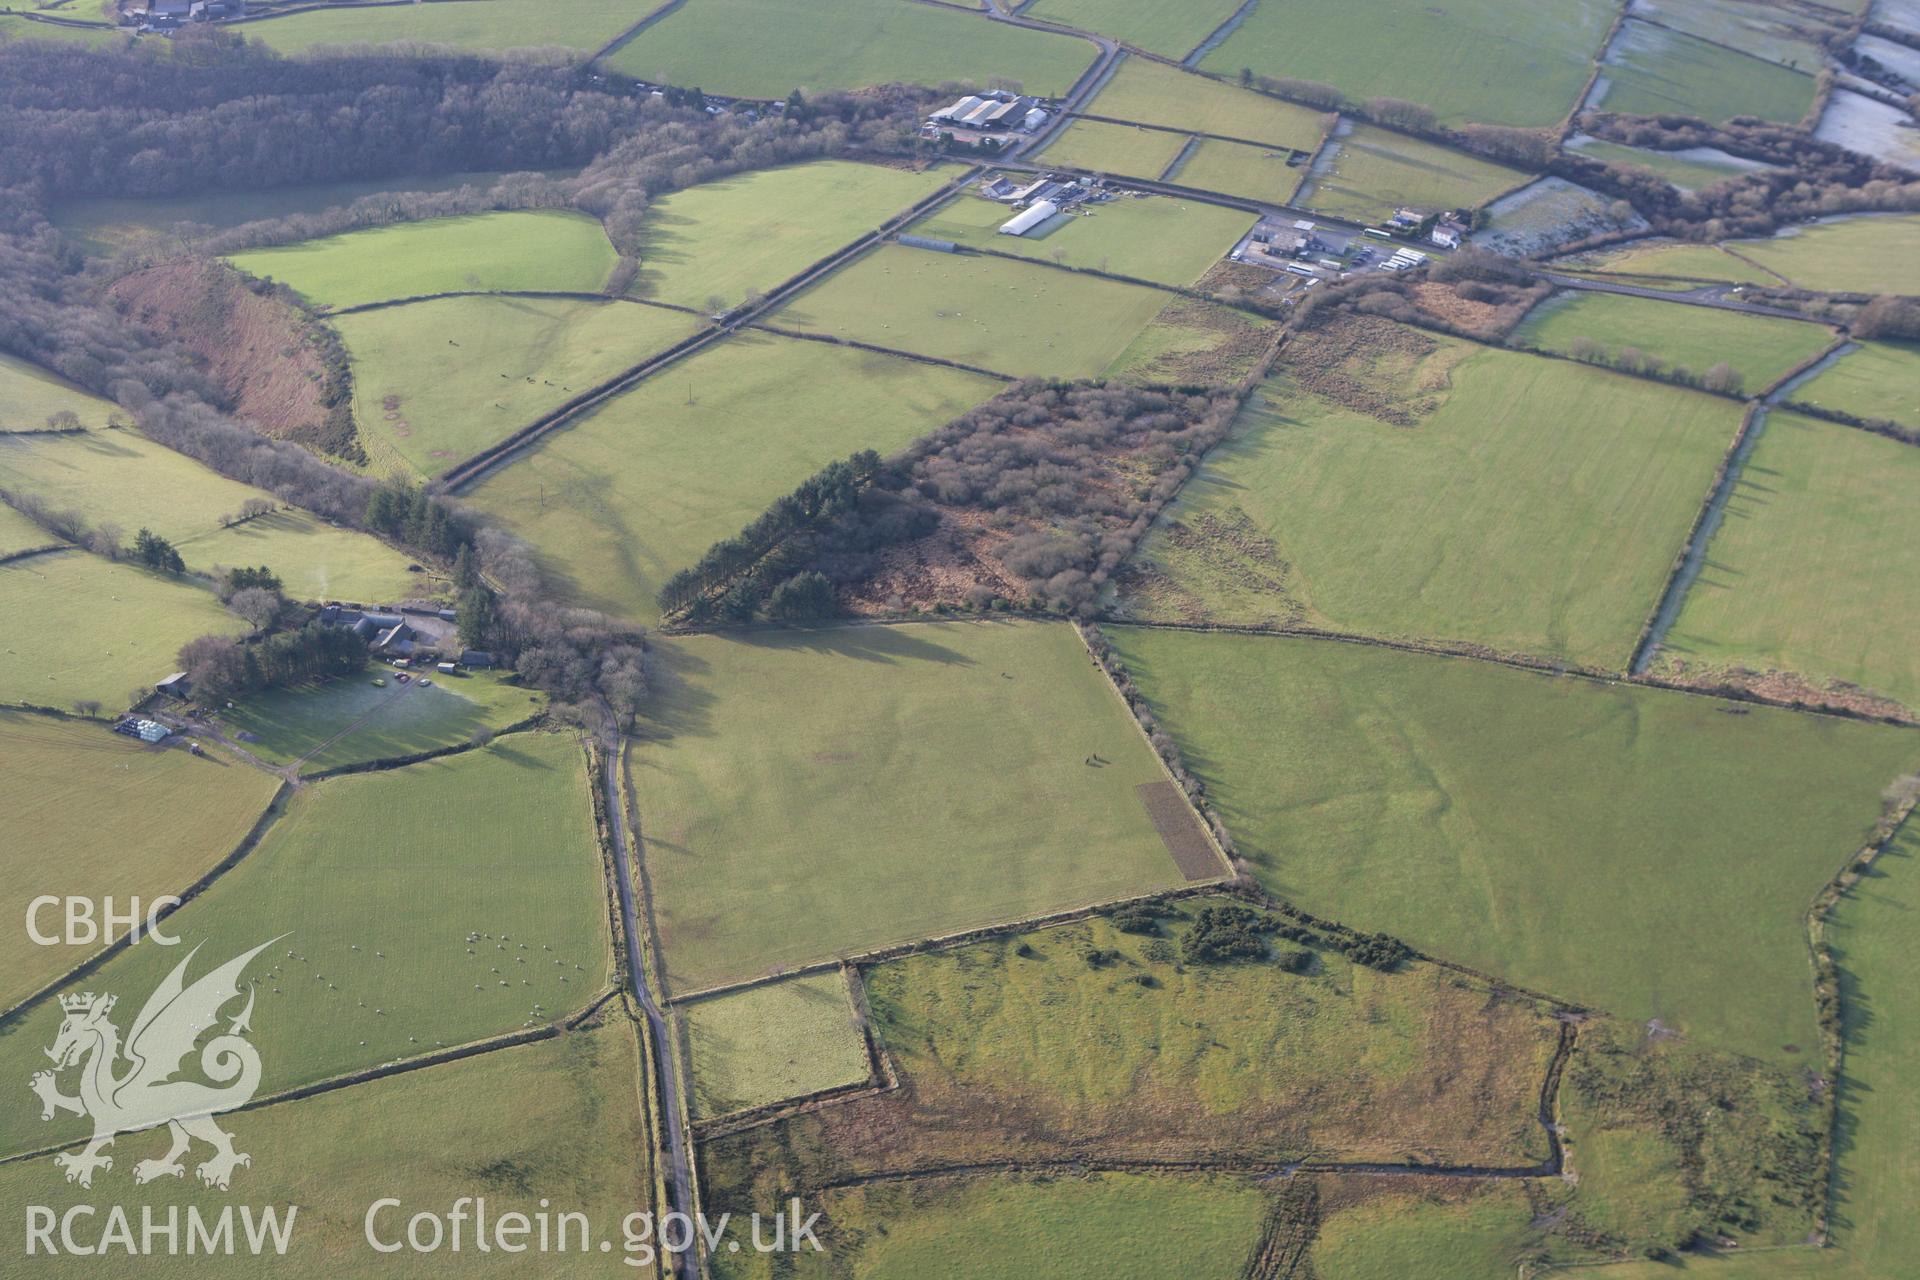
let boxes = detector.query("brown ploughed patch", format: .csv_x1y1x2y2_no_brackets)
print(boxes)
1135,780,1221,881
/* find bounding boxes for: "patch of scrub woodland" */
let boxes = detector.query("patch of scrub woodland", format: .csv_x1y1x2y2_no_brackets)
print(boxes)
1103,296,1277,386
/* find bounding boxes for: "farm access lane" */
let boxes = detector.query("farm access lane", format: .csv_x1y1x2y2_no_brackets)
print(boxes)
1541,272,1822,321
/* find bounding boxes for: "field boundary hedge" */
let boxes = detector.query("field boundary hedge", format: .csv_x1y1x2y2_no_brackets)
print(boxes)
328,289,703,318
746,321,1016,380
300,712,546,779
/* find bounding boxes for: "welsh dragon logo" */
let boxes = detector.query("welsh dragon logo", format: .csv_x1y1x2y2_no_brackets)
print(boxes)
29,939,276,1190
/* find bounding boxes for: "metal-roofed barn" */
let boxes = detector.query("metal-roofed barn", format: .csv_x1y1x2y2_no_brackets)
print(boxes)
998,201,1059,236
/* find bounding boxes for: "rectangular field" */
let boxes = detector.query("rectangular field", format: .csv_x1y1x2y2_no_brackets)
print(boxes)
338,295,701,477
1118,319,1740,670
226,209,618,310
1729,214,1920,295
1511,290,1837,392
1103,295,1279,386
1300,123,1531,224
1199,0,1617,127
239,0,640,55
1566,136,1776,192
631,621,1197,991
0,352,117,433
770,243,1172,378
466,332,997,623
1558,238,1784,286
1599,21,1817,125
1792,340,1920,428
631,160,956,310
1022,0,1244,57
1169,136,1302,204
218,672,544,774
1652,411,1920,715
906,190,1252,287
1035,118,1193,180
684,972,870,1119
1106,625,1920,1063
1082,56,1330,150
607,0,1098,99
0,503,53,557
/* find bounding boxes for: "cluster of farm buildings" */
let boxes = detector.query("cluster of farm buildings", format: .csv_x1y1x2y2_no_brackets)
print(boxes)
922,92,1052,150
119,0,241,31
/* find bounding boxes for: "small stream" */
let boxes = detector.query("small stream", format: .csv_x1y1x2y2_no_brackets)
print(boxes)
1184,0,1258,66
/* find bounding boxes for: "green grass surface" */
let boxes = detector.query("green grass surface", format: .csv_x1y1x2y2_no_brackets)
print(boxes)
1601,21,1816,125
1083,55,1331,150
1105,626,1920,1062
218,671,543,773
0,352,118,433
632,621,1193,991
633,160,955,310
1119,325,1739,669
684,972,870,1119
241,0,640,55
1307,1182,1539,1279
0,1022,657,1278
466,331,995,624
0,551,244,711
907,190,1251,287
1168,136,1303,204
1104,296,1278,386
1512,290,1836,392
1034,118,1192,180
1792,340,1920,428
1568,137,1769,191
1023,0,1244,57
607,0,1097,98
772,243,1172,377
338,295,701,477
1301,124,1530,224
0,710,280,1010
1653,411,1920,714
0,15,122,47
1637,0,1831,69
1200,0,1615,126
1729,214,1920,294
0,502,54,557
226,210,617,310
0,732,609,1159
1560,238,1783,286
0,427,424,602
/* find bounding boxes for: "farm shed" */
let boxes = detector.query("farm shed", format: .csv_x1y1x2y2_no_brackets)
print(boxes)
999,200,1060,236
154,672,190,699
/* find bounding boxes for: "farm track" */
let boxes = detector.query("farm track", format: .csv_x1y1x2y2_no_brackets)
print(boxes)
1542,271,1823,320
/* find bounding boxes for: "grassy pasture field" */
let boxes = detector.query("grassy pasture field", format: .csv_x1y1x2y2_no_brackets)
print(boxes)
683,972,870,1119
1600,21,1817,125
1034,118,1192,180
1119,322,1739,669
1511,290,1837,391
771,242,1172,378
1304,1181,1541,1280
1558,238,1784,286
0,1022,657,1278
607,0,1097,98
1104,296,1278,386
1300,124,1530,224
0,711,280,1010
1792,340,1920,428
226,209,618,310
1105,626,1920,1063
0,551,244,711
1199,0,1615,127
241,0,641,56
1168,137,1303,205
0,501,54,556
1024,0,1243,56
0,352,118,433
1567,136,1773,191
1652,411,1920,715
1728,214,1920,294
467,332,995,623
1083,55,1330,151
1635,0,1831,68
0,16,122,48
0,427,422,602
217,671,543,774
632,161,956,310
906,191,1253,287
631,622,1197,992
0,731,610,1160
338,296,701,476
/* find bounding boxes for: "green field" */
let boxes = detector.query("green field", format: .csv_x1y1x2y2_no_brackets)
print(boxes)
0,551,244,711
1730,214,1920,294
684,972,870,1119
1035,118,1192,180
0,1021,657,1278
1104,296,1278,386
0,15,122,48
632,622,1199,991
1023,0,1244,57
0,501,54,556
772,243,1172,377
1512,290,1836,391
1119,324,1740,669
1600,21,1817,125
0,352,118,433
0,711,280,1010
607,0,1097,98
1169,136,1303,205
906,191,1252,287
0,427,423,602
338,295,701,476
1560,238,1784,286
1568,136,1771,191
1300,124,1530,224
0,731,609,1159
1200,0,1615,126
1638,0,1831,69
1306,1182,1541,1280
633,160,953,310
1792,340,1920,428
218,671,544,773
1652,411,1920,715
1106,626,1919,1063
226,210,618,310
241,0,641,55
1082,55,1331,151
466,332,995,623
